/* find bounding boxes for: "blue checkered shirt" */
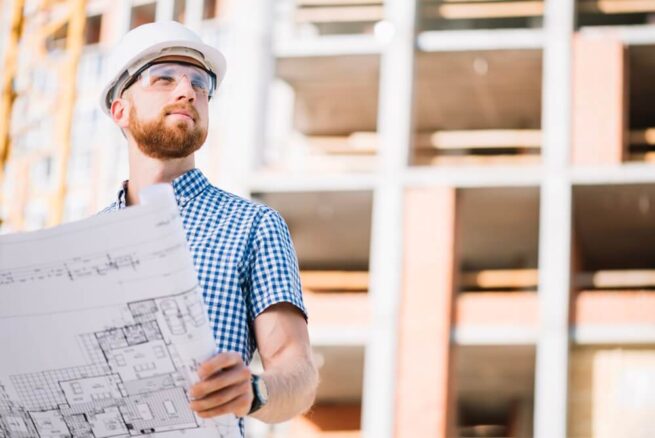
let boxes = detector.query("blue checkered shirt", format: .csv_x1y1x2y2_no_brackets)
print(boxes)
101,168,307,436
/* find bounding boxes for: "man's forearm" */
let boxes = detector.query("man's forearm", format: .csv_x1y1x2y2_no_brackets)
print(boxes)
252,356,319,423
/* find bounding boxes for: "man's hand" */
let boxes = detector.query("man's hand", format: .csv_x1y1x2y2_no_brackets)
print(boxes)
188,352,253,418
188,303,317,423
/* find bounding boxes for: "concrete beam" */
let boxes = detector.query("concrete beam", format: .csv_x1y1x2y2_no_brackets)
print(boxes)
218,0,274,197
418,28,544,52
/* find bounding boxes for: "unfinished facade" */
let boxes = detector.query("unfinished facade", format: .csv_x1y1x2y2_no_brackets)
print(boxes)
1,0,655,437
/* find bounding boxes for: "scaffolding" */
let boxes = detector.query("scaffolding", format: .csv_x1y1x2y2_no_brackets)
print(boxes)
0,0,25,204
0,0,87,230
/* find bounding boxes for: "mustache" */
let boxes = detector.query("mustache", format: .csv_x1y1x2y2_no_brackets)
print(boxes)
162,103,200,122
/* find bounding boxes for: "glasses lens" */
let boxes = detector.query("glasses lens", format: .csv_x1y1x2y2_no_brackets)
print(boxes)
139,62,214,95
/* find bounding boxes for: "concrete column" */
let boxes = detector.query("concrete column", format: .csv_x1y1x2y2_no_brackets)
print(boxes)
572,34,628,165
534,0,575,437
105,0,132,39
215,0,273,197
183,0,203,30
155,0,174,22
361,0,416,437
396,188,457,438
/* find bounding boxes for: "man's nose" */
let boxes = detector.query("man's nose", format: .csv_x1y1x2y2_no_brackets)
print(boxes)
173,75,196,101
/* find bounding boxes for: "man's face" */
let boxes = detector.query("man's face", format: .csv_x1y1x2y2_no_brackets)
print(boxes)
120,60,211,160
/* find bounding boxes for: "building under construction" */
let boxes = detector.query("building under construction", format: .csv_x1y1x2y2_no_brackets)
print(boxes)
1,0,655,437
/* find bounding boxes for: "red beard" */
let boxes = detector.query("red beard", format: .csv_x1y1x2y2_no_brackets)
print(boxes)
128,101,207,160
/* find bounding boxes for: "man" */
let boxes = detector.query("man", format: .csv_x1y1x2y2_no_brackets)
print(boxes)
99,21,318,436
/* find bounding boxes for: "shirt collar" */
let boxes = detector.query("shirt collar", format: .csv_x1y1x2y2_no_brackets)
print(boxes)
113,168,210,210
116,180,128,210
171,168,210,206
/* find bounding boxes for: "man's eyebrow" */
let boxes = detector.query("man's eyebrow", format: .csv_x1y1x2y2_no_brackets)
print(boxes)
152,65,177,75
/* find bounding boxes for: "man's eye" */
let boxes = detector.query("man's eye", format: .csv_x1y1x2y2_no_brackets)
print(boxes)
153,75,174,84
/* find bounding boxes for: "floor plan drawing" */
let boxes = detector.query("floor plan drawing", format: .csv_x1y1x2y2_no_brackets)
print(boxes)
0,185,240,438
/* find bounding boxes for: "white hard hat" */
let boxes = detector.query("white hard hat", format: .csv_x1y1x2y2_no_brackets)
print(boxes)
99,21,227,117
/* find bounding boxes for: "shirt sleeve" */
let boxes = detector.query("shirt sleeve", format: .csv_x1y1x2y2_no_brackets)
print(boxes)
245,208,308,322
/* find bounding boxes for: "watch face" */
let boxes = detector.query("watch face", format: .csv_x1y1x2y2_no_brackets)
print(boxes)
256,376,269,403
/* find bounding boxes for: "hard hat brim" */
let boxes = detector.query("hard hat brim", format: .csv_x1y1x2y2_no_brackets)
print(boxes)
99,40,227,116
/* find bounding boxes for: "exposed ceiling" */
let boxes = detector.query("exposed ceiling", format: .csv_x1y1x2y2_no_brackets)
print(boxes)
457,187,541,271
456,345,536,405
573,184,655,270
276,50,543,136
629,45,655,129
276,54,380,135
415,49,543,131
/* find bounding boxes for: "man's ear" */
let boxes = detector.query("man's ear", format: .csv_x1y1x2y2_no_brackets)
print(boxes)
110,96,130,129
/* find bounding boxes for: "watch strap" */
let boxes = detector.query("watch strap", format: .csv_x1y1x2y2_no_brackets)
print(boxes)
248,374,265,415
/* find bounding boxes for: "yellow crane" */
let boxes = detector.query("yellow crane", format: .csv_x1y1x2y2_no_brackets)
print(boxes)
0,0,25,193
0,0,87,230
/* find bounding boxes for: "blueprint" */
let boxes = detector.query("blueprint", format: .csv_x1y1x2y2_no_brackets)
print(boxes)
0,185,240,438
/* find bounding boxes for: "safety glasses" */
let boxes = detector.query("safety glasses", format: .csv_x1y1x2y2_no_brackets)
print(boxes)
122,61,217,98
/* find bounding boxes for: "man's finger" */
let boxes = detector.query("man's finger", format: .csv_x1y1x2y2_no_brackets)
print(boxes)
195,392,252,419
189,366,250,400
190,380,251,413
197,352,242,380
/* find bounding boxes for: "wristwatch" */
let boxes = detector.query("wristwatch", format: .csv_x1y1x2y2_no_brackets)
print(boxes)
248,374,269,415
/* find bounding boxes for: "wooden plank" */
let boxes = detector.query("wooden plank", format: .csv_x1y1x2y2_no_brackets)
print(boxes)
303,130,542,155
576,270,655,289
578,0,655,14
273,154,377,173
629,129,655,145
632,151,655,162
306,143,376,155
298,0,382,5
460,268,539,290
302,132,378,155
417,129,542,150
296,5,384,23
424,1,544,19
414,154,541,166
439,0,539,2
440,0,538,2
301,270,369,291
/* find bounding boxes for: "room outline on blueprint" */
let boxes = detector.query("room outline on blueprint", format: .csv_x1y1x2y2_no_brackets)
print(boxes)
1,288,212,438
0,185,239,438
